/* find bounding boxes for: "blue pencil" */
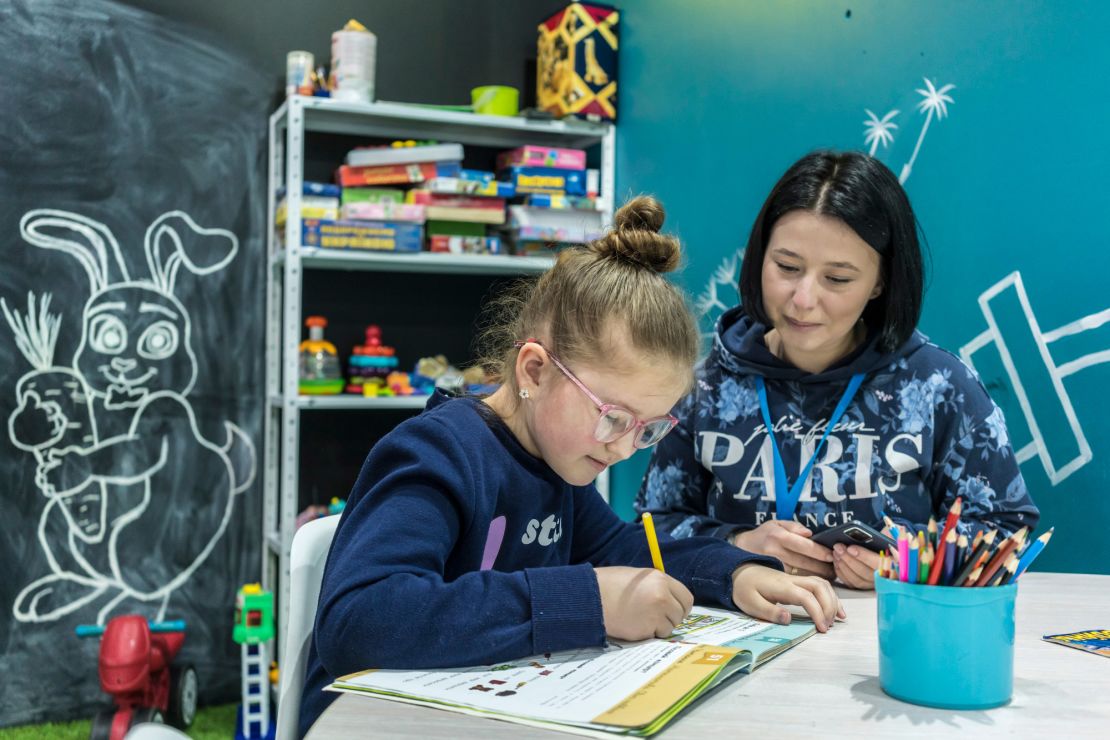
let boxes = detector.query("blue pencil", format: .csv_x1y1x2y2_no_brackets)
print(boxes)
1011,527,1054,581
907,538,919,584
882,512,900,541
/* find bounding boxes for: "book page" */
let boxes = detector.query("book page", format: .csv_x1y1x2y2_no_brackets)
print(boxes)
668,607,816,665
334,638,740,729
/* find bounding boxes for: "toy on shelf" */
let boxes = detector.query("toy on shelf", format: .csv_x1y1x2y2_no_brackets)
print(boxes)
537,2,620,121
346,325,400,395
295,497,347,530
412,355,489,396
232,584,276,740
299,316,344,395
76,616,197,740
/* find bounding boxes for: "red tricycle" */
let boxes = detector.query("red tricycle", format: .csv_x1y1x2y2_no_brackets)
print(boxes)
76,616,198,740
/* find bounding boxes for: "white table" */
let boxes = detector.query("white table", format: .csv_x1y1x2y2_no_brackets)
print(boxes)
306,573,1110,738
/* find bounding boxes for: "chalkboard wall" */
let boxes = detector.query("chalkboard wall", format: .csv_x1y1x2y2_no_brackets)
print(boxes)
0,0,553,727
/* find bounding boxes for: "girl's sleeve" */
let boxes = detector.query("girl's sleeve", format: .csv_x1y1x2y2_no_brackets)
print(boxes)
313,420,604,681
573,485,781,610
634,392,740,541
925,364,1041,540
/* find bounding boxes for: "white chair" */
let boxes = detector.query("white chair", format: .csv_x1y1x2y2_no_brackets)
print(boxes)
275,515,341,740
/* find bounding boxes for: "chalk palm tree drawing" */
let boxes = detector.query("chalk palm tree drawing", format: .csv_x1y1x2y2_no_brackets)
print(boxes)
899,78,955,183
863,109,900,156
694,250,743,338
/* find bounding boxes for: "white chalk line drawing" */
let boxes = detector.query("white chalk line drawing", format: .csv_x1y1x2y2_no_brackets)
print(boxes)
960,271,1109,485
5,209,256,625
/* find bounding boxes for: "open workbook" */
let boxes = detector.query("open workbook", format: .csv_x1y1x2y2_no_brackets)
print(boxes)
327,607,815,737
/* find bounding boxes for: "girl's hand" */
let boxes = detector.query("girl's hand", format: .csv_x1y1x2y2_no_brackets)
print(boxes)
733,520,834,579
833,544,881,590
730,563,845,633
595,566,694,641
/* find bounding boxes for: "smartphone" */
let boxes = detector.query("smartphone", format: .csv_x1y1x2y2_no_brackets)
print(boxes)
811,520,896,552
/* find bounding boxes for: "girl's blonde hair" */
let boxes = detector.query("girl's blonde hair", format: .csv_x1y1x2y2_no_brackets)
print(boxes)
477,195,699,390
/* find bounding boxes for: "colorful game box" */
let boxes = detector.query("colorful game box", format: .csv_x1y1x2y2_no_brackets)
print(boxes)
496,146,586,171
299,219,423,252
499,166,587,195
336,161,462,187
537,2,619,121
340,203,427,222
340,187,405,205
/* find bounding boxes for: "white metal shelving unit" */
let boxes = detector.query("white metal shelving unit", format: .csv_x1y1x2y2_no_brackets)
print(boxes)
263,96,615,655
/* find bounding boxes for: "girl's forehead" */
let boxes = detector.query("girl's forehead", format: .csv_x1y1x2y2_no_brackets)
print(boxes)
571,350,689,415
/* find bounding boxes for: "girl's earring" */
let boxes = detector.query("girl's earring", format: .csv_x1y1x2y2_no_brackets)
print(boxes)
518,389,530,400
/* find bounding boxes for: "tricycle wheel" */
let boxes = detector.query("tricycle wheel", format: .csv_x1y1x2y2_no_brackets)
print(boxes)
168,663,199,728
89,709,115,740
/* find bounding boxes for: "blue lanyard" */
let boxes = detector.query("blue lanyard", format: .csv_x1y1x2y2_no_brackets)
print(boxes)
755,373,866,520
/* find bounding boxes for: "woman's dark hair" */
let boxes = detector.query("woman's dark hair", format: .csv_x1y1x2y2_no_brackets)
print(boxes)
737,150,924,352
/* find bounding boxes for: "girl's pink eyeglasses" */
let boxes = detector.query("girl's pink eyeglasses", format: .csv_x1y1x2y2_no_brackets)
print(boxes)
514,339,678,449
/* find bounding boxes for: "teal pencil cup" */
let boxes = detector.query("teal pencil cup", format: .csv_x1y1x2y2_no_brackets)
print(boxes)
875,576,1017,709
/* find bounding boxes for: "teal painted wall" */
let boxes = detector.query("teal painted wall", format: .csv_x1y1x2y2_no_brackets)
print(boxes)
609,1,1110,574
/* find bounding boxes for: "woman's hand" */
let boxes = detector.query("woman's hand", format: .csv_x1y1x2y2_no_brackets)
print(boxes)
595,566,694,641
734,520,834,579
832,544,881,590
730,563,845,633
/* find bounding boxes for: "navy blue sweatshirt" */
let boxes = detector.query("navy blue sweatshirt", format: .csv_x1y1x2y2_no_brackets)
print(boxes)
637,307,1039,543
299,390,780,737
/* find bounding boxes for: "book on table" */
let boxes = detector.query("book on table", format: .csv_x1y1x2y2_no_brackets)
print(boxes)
326,607,815,738
1042,629,1110,658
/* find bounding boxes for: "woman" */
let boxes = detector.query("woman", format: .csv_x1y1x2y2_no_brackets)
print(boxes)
636,150,1039,590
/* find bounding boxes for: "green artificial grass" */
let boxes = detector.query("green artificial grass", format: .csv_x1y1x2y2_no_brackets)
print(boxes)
0,703,239,740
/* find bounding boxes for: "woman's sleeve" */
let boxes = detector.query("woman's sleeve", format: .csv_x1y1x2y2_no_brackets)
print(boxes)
926,364,1041,540
634,393,741,542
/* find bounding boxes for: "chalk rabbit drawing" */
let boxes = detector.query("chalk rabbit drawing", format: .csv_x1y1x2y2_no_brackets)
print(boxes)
5,209,256,625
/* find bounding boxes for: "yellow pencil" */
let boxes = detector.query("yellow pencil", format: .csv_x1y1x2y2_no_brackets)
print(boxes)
641,512,666,573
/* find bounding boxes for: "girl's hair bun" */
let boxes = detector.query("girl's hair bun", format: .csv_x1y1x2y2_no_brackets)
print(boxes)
593,195,681,274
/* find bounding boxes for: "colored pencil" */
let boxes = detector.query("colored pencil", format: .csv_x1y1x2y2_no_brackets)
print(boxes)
974,527,1028,587
927,516,938,550
963,565,984,587
898,531,909,582
938,496,962,549
989,555,1019,587
953,530,997,586
641,512,666,573
953,533,969,577
907,538,919,584
919,547,932,583
1012,527,1054,581
943,531,961,585
882,513,900,541
928,527,956,585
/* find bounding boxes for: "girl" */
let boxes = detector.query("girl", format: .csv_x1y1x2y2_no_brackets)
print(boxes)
636,151,1039,591
299,196,842,737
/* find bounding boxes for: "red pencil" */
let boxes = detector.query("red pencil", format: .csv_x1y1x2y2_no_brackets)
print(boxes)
938,497,962,548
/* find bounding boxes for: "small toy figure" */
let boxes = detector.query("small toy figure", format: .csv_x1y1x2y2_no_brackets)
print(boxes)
76,616,197,740
299,316,344,395
346,324,399,394
232,584,276,740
